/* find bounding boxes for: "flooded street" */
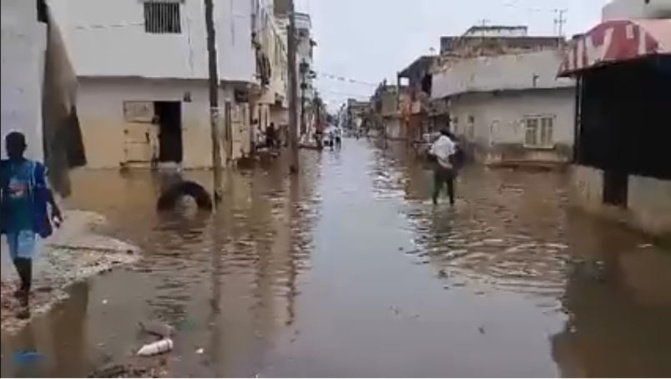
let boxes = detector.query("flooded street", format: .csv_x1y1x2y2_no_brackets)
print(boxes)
2,139,671,377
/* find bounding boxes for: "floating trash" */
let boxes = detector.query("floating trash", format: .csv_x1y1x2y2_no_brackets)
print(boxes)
176,318,197,331
139,321,175,338
14,350,43,365
136,338,174,357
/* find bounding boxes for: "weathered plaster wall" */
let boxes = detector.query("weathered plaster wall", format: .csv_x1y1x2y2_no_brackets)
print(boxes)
76,78,230,169
450,89,575,164
1,0,46,161
570,165,671,236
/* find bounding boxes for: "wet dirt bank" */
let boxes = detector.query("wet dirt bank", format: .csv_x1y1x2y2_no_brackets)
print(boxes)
1,210,140,335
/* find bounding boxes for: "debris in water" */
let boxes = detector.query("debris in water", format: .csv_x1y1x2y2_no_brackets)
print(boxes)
196,348,205,354
140,321,175,338
478,326,485,334
102,299,108,305
176,318,197,331
14,350,43,365
638,243,653,249
88,363,167,378
136,339,174,357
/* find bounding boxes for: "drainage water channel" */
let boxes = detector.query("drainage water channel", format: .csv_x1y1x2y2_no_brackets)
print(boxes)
2,139,671,377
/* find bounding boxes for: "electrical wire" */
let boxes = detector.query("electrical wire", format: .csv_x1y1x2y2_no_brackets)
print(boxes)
315,72,379,87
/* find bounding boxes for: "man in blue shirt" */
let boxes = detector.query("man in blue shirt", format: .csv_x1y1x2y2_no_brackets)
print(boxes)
1,132,62,319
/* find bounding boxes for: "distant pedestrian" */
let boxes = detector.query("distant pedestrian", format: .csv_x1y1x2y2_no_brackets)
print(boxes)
334,128,342,149
1,131,62,319
266,123,277,149
428,129,457,206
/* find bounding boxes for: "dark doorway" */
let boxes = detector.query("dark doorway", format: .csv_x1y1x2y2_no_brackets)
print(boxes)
154,101,183,163
603,170,628,207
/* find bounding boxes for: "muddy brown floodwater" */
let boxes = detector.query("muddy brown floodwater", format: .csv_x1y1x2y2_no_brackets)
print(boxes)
2,139,671,378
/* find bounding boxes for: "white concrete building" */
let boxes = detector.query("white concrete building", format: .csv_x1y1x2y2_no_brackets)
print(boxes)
295,12,316,139
602,0,671,21
1,0,47,161
251,0,290,146
433,50,576,166
273,5,316,143
49,0,288,169
2,0,83,198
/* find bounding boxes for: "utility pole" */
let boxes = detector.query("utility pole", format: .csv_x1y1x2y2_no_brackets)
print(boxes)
204,0,223,203
287,0,299,174
554,9,567,38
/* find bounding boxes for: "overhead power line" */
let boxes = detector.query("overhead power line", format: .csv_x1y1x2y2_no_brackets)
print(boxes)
316,72,379,87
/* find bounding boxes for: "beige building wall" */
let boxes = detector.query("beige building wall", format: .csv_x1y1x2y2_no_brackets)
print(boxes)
450,88,575,165
76,77,240,169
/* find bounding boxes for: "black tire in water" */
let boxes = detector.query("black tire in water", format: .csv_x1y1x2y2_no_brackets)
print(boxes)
157,180,214,212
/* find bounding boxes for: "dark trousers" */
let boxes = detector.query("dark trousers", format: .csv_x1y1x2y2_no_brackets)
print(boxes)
433,165,455,205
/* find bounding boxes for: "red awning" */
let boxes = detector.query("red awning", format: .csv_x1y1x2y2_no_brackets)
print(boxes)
558,19,671,77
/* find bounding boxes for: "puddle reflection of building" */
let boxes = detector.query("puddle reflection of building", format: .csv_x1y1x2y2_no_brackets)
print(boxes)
209,211,223,378
285,175,301,327
551,213,671,378
3,281,91,377
202,165,317,376
51,282,90,376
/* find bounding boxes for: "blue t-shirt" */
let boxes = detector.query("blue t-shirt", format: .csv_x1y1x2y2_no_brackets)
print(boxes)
1,160,39,232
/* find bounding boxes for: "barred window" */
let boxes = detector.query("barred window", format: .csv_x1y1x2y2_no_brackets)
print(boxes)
524,115,555,148
144,1,181,34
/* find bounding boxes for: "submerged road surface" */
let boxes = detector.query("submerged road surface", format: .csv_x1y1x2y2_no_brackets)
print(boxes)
2,139,671,377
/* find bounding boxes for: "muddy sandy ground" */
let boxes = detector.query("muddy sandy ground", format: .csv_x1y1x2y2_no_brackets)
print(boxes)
1,210,140,335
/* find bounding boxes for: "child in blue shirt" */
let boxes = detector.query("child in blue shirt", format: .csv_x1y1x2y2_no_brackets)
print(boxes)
1,132,62,319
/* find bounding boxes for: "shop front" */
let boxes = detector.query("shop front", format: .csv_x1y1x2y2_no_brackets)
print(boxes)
559,19,671,236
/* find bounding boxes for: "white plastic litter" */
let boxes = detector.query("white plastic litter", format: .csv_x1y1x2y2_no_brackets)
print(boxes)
136,338,174,357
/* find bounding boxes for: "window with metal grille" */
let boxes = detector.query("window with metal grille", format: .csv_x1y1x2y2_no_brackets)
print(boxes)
524,115,555,148
144,1,181,34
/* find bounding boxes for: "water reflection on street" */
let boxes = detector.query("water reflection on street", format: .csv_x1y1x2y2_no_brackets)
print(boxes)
2,139,670,377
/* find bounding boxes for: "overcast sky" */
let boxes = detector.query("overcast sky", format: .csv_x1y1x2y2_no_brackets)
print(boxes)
294,0,608,110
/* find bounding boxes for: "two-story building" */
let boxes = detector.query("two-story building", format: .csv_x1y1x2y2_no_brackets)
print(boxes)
346,99,371,132
432,49,576,167
50,0,288,170
250,0,289,147
273,0,315,144
370,81,408,140
396,55,437,142
294,12,317,140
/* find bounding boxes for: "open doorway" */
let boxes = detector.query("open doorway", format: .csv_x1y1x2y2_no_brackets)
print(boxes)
154,101,183,163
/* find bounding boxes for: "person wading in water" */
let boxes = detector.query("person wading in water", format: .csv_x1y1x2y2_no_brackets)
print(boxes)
1,131,62,319
428,129,458,206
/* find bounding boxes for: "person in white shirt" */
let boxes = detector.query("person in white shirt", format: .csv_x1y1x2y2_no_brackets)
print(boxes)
429,129,457,205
